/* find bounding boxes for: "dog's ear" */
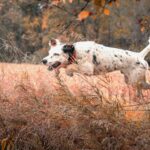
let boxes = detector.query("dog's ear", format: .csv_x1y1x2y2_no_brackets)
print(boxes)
49,39,61,47
63,45,75,54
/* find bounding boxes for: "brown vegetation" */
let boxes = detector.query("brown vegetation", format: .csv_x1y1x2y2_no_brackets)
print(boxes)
0,0,149,63
0,63,150,150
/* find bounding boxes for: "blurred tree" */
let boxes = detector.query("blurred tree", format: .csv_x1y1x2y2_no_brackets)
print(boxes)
0,0,149,63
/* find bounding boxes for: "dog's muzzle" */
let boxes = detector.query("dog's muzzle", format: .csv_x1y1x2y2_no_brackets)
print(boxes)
48,61,61,71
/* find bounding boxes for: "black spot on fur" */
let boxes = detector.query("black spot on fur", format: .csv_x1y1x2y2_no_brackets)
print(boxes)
86,50,90,53
136,62,140,65
63,45,75,54
114,54,118,57
92,54,100,65
125,51,130,56
53,53,60,56
62,44,75,62
120,59,123,62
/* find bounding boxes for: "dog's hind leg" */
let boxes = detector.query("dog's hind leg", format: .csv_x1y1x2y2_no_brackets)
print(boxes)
66,64,79,76
139,81,150,89
123,69,150,100
137,70,150,90
136,75,150,99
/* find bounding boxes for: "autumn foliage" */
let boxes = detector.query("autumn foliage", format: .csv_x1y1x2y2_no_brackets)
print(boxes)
0,0,149,63
0,0,150,149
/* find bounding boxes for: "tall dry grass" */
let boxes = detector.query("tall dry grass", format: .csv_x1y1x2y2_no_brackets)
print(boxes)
0,63,150,150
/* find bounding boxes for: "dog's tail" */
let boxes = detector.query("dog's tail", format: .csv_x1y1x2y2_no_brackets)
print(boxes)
140,37,150,58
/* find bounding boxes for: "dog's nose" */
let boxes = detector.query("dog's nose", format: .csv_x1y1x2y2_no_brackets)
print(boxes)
42,59,47,64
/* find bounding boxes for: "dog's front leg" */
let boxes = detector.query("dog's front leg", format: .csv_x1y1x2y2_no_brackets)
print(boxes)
66,62,94,76
66,64,79,76
79,61,94,76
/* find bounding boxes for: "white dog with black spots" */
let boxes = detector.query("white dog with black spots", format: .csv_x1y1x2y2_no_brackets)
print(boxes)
42,38,150,95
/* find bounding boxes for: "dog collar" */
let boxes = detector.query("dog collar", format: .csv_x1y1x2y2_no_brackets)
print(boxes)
68,50,78,64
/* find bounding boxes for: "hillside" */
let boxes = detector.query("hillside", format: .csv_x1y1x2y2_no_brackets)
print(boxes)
0,63,150,149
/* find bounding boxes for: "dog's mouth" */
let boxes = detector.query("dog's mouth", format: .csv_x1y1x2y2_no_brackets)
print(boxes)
48,61,61,71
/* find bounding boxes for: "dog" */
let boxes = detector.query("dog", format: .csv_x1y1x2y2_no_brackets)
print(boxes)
42,38,150,95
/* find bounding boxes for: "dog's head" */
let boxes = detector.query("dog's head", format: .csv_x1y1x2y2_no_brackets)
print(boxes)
42,39,75,70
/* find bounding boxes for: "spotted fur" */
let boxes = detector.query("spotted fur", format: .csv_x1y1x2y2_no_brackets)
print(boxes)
42,38,150,94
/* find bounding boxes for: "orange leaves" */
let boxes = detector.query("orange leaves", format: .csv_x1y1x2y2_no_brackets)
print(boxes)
140,26,145,32
52,0,61,5
42,15,49,30
77,11,92,21
52,0,73,5
50,0,121,22
124,110,146,122
103,8,110,16
138,16,150,33
108,1,113,6
115,0,120,7
42,10,49,30
93,0,120,7
93,0,120,16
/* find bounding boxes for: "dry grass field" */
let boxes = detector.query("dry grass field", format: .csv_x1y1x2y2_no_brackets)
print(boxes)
0,63,150,150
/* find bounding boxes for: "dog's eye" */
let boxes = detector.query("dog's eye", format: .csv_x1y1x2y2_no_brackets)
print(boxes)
53,53,60,56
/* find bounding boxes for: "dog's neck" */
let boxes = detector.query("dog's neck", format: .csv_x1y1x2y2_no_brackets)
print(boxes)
68,50,78,64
